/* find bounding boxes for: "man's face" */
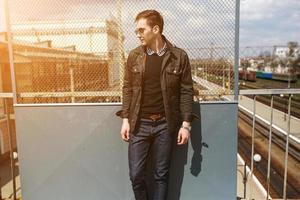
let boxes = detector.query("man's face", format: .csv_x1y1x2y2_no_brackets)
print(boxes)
135,18,157,46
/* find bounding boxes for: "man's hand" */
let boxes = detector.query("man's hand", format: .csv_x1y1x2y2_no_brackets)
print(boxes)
120,118,130,142
177,121,191,145
177,125,190,145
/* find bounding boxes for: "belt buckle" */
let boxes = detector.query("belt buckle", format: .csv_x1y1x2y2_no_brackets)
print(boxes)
149,114,161,122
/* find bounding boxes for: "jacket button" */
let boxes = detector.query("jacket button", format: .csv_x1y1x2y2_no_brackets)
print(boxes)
174,70,177,73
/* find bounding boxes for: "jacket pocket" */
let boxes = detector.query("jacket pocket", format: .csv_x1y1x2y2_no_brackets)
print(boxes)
131,66,142,87
166,66,182,88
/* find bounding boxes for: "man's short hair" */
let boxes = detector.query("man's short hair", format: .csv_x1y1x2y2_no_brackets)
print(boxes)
135,10,164,34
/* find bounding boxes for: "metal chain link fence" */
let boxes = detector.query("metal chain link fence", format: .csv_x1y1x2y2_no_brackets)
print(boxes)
4,0,238,103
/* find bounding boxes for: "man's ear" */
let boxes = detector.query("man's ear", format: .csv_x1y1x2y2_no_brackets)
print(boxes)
153,25,160,34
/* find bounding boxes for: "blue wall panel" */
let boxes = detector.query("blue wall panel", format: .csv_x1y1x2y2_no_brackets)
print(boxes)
14,103,237,200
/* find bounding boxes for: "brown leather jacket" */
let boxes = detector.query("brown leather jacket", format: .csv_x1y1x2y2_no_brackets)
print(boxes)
117,36,194,133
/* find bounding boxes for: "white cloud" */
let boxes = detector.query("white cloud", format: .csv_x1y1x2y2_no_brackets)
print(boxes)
240,0,300,46
176,1,206,14
241,0,300,21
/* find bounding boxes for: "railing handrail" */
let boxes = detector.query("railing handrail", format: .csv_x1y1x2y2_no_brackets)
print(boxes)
0,93,14,98
19,91,121,98
239,89,300,95
2,89,300,99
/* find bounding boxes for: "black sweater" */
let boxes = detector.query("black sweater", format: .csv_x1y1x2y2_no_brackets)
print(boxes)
140,53,165,117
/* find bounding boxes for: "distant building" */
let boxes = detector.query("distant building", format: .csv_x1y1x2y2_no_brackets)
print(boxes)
11,19,125,86
248,58,264,71
273,46,299,58
274,46,288,58
274,64,289,74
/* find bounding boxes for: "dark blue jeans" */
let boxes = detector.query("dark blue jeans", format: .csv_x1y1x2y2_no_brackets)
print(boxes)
129,117,173,200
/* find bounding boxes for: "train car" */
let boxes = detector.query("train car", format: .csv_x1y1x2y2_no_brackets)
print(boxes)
272,73,297,82
247,71,256,81
239,70,256,82
256,71,273,79
255,71,298,82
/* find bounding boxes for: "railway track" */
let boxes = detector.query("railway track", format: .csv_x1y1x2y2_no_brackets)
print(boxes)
238,109,300,198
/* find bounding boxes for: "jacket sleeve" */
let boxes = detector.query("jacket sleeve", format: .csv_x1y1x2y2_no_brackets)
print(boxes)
180,52,194,122
121,52,133,118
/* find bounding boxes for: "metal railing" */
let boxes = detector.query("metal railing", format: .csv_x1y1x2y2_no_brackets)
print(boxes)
238,88,300,200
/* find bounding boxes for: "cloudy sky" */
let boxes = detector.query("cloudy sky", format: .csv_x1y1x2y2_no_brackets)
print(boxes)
240,0,300,47
3,0,300,51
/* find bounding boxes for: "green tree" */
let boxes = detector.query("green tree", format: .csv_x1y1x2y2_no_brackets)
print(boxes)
287,41,299,75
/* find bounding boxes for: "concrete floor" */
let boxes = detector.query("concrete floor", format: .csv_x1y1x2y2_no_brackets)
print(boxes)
0,155,269,200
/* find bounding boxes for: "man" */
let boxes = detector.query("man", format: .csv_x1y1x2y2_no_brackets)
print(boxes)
117,10,193,200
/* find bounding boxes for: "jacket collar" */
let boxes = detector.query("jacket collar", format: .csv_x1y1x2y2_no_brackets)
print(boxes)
137,35,174,55
133,35,175,73
162,35,175,52
146,42,167,56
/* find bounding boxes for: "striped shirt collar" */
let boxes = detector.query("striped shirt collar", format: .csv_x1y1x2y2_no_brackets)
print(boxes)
146,42,167,56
